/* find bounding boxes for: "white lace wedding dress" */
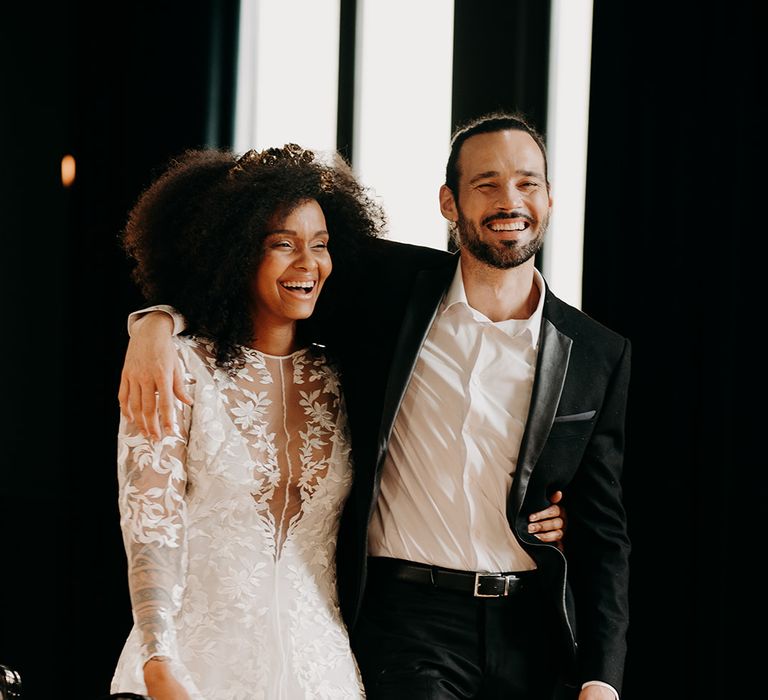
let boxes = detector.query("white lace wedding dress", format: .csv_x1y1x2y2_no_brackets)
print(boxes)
110,336,365,699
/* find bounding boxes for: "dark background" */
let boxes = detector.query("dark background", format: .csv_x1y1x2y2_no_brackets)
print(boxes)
1,1,762,698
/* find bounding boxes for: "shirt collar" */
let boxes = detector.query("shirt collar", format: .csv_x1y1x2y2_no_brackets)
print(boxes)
441,259,546,347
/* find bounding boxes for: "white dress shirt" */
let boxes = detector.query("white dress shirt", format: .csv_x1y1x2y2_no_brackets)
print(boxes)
367,261,545,573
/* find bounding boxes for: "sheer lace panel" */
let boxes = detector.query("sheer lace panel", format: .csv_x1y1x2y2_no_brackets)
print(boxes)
209,344,342,556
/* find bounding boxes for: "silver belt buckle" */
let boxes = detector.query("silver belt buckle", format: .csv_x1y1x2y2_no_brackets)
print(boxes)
473,572,509,597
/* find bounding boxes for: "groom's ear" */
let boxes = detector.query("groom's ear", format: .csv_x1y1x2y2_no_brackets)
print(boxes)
439,184,458,223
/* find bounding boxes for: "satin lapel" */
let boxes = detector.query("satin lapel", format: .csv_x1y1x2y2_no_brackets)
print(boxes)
377,259,457,455
509,315,572,516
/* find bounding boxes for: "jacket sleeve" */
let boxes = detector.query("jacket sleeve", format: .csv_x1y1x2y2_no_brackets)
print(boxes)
567,337,632,693
126,304,187,337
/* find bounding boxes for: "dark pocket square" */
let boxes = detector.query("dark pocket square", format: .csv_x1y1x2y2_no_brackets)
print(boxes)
553,410,596,423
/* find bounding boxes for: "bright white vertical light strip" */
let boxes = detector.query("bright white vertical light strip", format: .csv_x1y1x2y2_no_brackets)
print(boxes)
354,1,454,250
544,0,594,309
234,0,340,155
234,0,259,153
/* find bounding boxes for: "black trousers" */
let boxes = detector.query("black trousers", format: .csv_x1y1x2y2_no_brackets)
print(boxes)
352,559,567,700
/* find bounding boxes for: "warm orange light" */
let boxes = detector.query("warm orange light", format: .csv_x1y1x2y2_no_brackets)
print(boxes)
61,154,76,187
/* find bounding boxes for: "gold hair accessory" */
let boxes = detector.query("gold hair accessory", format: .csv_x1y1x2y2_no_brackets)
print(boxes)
319,169,335,191
232,143,315,173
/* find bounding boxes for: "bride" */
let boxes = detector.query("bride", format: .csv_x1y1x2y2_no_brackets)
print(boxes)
111,144,380,700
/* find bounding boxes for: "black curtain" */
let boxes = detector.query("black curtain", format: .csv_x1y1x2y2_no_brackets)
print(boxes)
585,2,764,697
0,2,239,697
451,0,551,132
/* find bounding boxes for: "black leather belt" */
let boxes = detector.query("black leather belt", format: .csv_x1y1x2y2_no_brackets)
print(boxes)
368,557,535,598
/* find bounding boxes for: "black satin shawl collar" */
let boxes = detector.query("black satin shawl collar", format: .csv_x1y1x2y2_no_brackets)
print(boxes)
509,306,572,516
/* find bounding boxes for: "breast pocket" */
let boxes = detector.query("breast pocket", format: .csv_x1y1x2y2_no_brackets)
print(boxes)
549,410,596,438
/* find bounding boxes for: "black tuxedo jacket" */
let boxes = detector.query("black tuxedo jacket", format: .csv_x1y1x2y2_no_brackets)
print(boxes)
311,237,631,693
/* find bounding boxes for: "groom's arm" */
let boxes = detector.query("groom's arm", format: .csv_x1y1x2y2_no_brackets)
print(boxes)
118,306,190,439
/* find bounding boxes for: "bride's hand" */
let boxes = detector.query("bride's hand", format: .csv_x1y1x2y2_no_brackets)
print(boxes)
143,657,192,700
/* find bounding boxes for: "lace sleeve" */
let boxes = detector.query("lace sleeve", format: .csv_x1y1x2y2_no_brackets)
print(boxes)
116,355,192,666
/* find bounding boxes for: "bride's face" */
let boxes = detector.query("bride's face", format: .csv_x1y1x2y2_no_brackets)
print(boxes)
250,198,332,327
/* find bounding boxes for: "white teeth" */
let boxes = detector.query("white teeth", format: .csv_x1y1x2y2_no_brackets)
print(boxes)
489,221,526,231
281,281,315,289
